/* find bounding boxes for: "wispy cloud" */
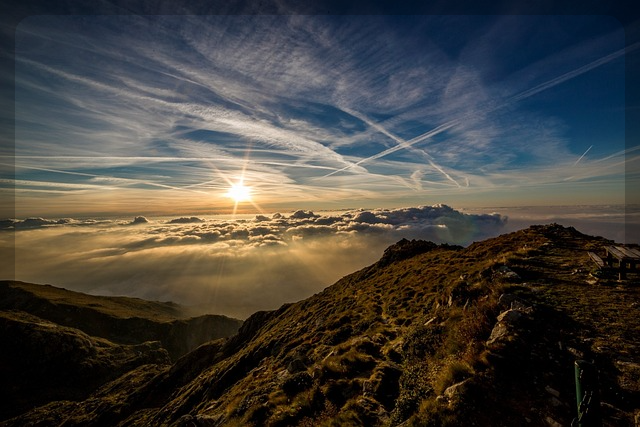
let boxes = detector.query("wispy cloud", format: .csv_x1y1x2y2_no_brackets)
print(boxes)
7,15,629,215
322,39,632,181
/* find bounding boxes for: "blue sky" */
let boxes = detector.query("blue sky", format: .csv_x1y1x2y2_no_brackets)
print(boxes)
5,14,636,216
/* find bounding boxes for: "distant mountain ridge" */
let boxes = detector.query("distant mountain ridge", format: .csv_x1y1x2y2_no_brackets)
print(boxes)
0,281,242,360
1,224,639,426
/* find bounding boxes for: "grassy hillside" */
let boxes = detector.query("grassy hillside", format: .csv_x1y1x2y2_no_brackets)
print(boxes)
2,224,639,426
0,280,186,321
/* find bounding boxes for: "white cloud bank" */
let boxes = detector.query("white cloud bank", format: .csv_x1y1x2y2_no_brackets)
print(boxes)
4,205,506,318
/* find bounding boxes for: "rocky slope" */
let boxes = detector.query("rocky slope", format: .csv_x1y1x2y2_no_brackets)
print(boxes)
2,224,639,426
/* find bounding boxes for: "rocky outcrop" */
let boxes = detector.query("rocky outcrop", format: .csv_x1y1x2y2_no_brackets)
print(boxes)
485,294,534,348
378,239,440,266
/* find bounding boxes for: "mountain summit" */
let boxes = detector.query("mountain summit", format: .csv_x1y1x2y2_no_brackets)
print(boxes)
1,224,638,426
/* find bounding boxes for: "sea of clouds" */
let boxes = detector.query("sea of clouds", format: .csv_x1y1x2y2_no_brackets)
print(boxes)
2,205,507,318
3,204,636,318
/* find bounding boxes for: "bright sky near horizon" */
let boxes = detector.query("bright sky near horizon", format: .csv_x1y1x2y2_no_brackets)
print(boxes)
4,14,637,217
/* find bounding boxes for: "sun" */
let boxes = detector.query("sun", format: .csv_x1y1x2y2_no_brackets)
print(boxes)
226,182,252,203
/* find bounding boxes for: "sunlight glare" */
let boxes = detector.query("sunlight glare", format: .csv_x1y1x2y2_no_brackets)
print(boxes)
227,182,252,202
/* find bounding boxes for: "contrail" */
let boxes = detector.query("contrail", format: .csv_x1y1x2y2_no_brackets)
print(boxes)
5,155,339,171
508,42,639,104
341,107,414,149
573,145,593,166
427,159,460,188
592,145,640,163
5,163,210,194
321,42,640,179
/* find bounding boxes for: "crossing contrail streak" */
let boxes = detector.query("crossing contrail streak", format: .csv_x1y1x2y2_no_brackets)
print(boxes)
322,120,458,178
320,42,640,179
427,159,461,188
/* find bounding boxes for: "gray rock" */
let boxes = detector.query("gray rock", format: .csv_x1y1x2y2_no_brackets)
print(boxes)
443,379,470,400
498,293,518,308
287,357,308,374
550,397,562,407
495,266,521,282
486,322,510,346
498,293,533,313
545,416,562,427
545,385,560,398
424,317,437,326
436,378,471,407
497,309,524,325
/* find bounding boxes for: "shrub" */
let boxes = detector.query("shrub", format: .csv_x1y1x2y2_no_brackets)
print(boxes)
339,350,377,376
247,403,271,426
390,362,432,425
323,379,360,406
329,397,380,426
320,350,376,381
402,323,444,361
353,337,381,357
282,371,313,397
412,399,458,427
369,363,402,410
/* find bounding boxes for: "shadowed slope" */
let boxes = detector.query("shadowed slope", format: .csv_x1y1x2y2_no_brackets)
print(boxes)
0,310,170,420
0,281,243,360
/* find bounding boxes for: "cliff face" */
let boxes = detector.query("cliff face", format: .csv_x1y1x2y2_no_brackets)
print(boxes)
2,225,639,426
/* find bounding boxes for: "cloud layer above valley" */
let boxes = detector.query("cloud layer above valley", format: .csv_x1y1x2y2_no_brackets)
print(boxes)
5,205,506,318
4,203,635,318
